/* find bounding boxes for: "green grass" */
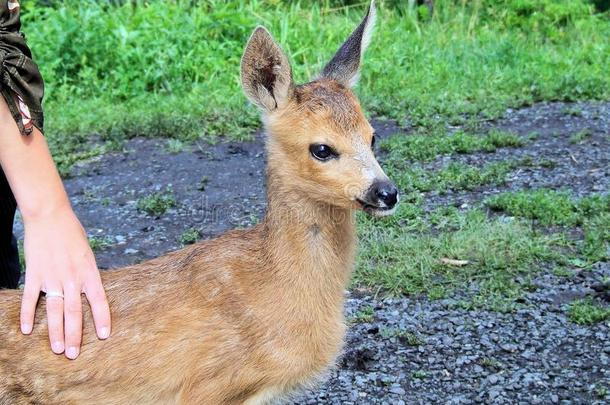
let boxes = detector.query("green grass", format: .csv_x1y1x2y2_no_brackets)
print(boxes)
380,130,525,163
569,128,594,143
136,189,176,216
179,228,201,246
595,384,609,400
19,0,610,173
396,331,424,347
479,357,503,371
411,370,428,379
390,161,516,193
353,190,608,309
581,213,610,263
568,298,610,325
487,190,610,265
485,189,610,226
355,208,560,311
166,139,186,154
88,236,113,252
350,305,375,324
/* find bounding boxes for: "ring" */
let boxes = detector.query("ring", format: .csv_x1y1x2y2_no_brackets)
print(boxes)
45,291,64,299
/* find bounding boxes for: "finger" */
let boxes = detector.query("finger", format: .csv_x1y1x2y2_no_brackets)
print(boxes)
63,284,83,360
45,286,65,354
84,272,111,340
20,278,41,334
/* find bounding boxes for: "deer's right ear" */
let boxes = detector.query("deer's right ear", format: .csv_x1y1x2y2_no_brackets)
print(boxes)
321,0,376,87
241,27,294,112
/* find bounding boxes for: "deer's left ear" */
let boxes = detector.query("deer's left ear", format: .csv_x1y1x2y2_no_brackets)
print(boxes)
321,0,376,88
241,26,294,112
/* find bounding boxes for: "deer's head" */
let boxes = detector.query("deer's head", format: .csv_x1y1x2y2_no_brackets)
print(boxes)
241,1,398,217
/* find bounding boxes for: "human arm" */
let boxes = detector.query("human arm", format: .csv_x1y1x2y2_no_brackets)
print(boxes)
0,96,111,359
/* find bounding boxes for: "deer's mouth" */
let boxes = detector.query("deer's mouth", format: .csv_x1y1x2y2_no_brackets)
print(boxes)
356,198,397,217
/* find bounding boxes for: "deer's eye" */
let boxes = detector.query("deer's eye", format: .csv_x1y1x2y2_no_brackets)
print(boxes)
371,134,377,149
309,144,338,161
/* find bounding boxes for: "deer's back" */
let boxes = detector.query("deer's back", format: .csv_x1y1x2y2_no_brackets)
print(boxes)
0,228,277,403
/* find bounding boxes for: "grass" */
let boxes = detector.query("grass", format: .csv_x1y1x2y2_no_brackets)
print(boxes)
581,213,610,263
379,327,423,345
350,305,375,324
391,161,516,194
479,357,503,371
353,187,608,309
486,189,610,268
485,189,610,226
380,130,525,163
355,208,560,311
136,189,176,216
179,228,201,246
411,370,428,379
166,139,186,154
569,128,593,143
19,0,609,173
568,298,610,325
88,236,113,252
396,331,424,347
596,384,609,399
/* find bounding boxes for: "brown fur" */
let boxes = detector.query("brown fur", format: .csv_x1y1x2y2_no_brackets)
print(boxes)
0,2,392,403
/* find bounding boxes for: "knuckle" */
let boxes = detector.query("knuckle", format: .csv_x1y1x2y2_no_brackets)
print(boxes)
63,281,81,294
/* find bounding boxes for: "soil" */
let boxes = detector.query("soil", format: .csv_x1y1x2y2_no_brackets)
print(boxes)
12,101,610,404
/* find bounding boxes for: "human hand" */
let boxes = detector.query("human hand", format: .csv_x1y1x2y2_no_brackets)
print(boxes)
20,207,111,359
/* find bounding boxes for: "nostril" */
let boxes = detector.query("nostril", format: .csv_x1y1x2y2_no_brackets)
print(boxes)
377,188,390,199
374,182,398,207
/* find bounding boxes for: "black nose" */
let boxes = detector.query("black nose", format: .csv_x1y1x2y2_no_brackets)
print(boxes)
370,181,398,208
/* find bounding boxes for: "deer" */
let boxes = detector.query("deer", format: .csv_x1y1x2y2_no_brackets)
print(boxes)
0,1,398,403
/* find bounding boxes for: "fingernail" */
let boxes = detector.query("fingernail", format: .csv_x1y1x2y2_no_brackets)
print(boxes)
99,327,110,339
51,341,64,354
21,323,32,334
66,346,79,359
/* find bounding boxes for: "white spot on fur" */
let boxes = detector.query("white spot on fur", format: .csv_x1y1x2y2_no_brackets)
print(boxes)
348,72,361,88
370,205,397,217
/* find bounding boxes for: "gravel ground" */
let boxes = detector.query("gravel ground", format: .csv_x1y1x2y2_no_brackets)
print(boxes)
296,263,609,404
13,101,610,403
414,101,610,212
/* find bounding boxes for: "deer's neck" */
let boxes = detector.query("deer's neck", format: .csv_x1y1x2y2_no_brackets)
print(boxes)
259,166,357,309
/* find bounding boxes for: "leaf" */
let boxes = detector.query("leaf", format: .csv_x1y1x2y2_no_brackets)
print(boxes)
440,258,470,267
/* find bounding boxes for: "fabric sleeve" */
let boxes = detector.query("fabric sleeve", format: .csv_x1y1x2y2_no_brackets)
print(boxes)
0,0,44,135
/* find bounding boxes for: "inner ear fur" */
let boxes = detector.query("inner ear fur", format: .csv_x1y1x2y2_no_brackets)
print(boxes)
321,0,376,88
241,26,294,112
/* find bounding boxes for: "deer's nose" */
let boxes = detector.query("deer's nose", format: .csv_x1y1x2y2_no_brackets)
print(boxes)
369,181,398,208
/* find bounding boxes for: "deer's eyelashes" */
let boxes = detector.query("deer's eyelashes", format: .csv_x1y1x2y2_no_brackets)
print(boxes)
309,144,339,162
371,134,376,149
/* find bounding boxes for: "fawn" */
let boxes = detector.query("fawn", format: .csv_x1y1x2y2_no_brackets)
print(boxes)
0,1,398,403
